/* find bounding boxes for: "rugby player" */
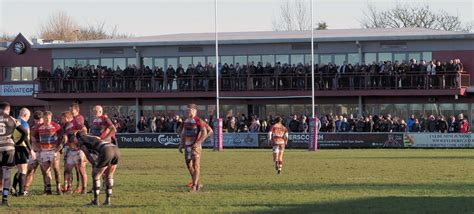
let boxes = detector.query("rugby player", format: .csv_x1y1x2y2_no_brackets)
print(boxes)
178,104,212,192
0,102,27,206
32,111,64,195
76,131,120,206
24,111,44,196
68,103,87,193
90,105,116,144
60,111,88,194
11,108,31,197
268,116,288,174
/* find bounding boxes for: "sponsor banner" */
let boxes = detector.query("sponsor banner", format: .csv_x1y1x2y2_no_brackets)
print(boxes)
260,133,404,149
0,84,34,96
405,133,474,148
117,133,259,148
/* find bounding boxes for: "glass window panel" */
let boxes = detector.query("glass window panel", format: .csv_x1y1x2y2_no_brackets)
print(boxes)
347,53,359,65
248,55,261,64
193,56,206,66
364,53,377,64
76,59,87,66
408,104,423,117
364,104,379,116
378,52,392,62
320,104,334,115
408,53,420,62
320,55,332,64
394,53,406,63
207,56,216,65
380,104,395,115
127,57,136,66
266,105,276,117
179,57,192,67
101,58,113,68
455,103,469,114
113,58,126,70
143,57,153,68
262,55,275,66
234,56,247,66
89,59,99,66
221,56,233,65
334,54,346,65
4,68,11,81
10,67,21,81
22,67,32,81
424,104,438,116
393,104,408,118
166,58,178,68
53,59,64,70
207,105,216,117
422,52,432,61
65,59,76,67
141,106,153,118
290,54,304,65
276,104,290,116
33,67,38,80
439,104,454,117
276,55,289,65
305,54,319,64
291,105,305,115
154,58,165,69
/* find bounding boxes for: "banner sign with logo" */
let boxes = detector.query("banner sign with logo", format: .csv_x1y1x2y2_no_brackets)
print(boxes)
404,133,474,148
0,84,34,96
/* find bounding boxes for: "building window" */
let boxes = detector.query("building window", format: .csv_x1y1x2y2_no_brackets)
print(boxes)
320,55,332,64
364,53,377,64
101,58,113,68
166,58,178,68
76,59,87,66
378,52,392,62
305,54,319,64
207,56,216,65
221,56,233,65
394,53,407,63
334,54,346,65
422,52,432,61
179,57,192,67
65,59,76,68
114,58,126,70
154,58,165,69
234,56,247,66
3,67,36,82
290,54,304,65
53,59,64,70
143,57,153,68
262,55,275,66
248,55,261,64
408,53,421,62
275,55,289,64
127,58,136,66
347,53,359,65
193,56,206,66
89,59,99,66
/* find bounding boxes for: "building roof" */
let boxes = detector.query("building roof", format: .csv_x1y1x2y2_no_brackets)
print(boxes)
33,28,474,49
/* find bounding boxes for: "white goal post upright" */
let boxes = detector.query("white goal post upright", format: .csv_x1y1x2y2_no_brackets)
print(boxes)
309,0,319,152
214,0,223,151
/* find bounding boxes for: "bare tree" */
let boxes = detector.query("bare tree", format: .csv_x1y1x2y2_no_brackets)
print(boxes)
0,32,15,42
361,2,473,32
39,11,132,41
273,0,327,31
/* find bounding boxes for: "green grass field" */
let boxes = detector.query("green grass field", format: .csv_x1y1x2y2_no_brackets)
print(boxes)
2,148,474,213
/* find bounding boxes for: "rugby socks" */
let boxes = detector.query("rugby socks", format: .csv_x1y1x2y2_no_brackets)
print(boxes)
12,172,19,194
92,179,101,204
19,173,26,195
105,179,113,205
3,167,12,203
45,184,52,194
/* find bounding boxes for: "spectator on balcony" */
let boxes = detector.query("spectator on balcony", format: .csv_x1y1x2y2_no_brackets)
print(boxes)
221,63,230,90
426,115,437,132
185,64,195,90
398,119,408,132
427,60,436,88
176,64,185,91
137,116,148,132
448,115,457,133
153,66,164,92
229,64,237,90
458,114,469,133
437,116,448,133
407,114,416,132
263,63,273,89
288,115,300,132
143,66,153,92
165,64,175,91
52,65,64,92
113,66,123,92
203,63,212,91
363,116,373,132
249,117,260,133
149,116,157,133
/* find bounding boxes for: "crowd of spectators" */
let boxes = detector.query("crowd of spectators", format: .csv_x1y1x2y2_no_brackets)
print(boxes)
36,58,465,93
107,112,470,134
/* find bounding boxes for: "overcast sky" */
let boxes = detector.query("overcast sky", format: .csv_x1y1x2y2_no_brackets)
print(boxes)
0,0,472,38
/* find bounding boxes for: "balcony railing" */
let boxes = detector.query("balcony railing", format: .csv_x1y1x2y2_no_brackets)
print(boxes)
34,71,469,94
